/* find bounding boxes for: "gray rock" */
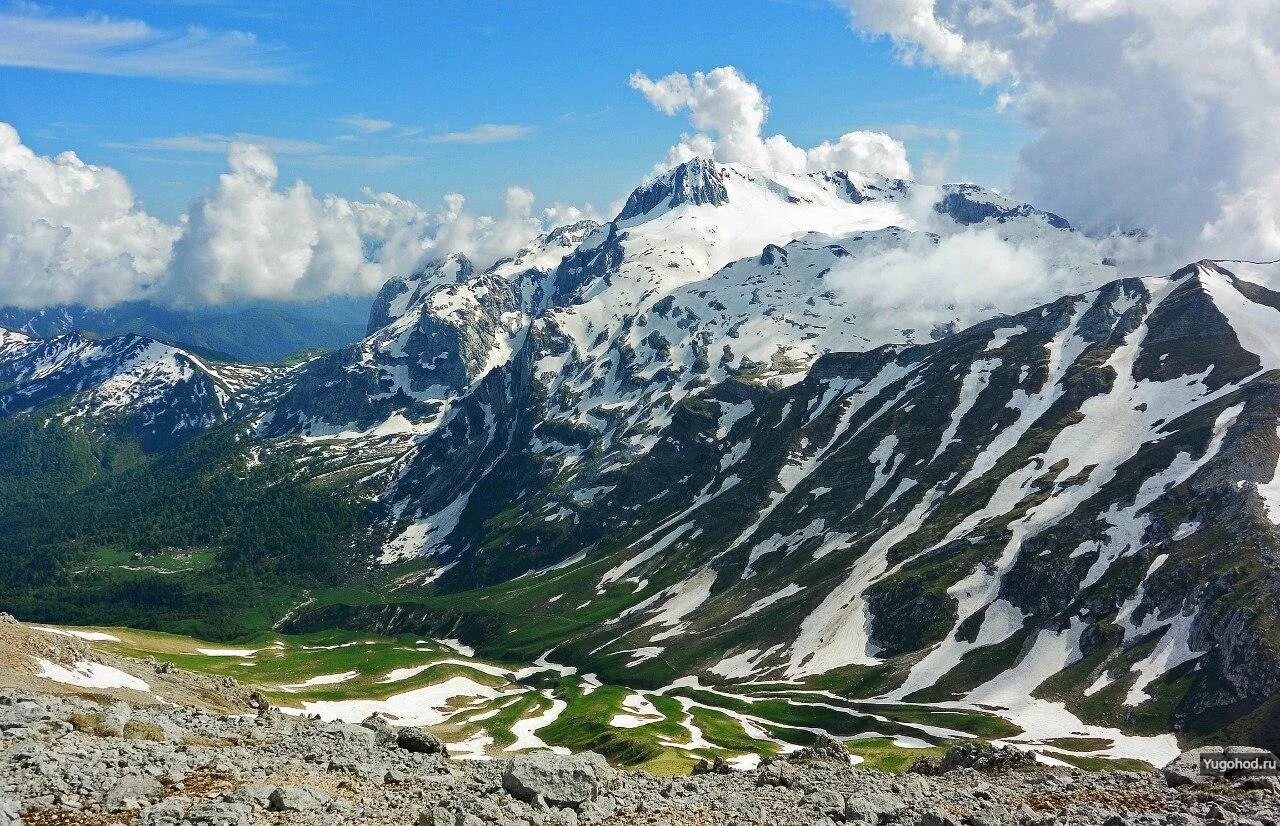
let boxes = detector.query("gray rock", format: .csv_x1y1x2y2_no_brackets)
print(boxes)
185,801,253,825
502,752,616,808
418,807,455,826
398,726,450,756
0,796,19,826
844,796,880,823
757,761,797,788
806,789,846,816
911,742,1037,776
919,810,963,826
226,783,275,807
104,774,164,811
361,712,398,747
1163,814,1200,826
789,733,851,764
268,785,332,812
1163,747,1223,787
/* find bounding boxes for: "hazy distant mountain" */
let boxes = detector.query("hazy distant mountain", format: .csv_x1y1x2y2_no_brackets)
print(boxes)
0,296,369,363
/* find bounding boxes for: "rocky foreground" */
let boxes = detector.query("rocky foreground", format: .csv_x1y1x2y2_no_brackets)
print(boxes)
1,690,1278,826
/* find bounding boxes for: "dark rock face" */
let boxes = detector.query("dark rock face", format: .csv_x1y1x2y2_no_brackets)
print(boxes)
910,743,1039,776
396,727,449,756
934,183,1073,229
616,157,729,222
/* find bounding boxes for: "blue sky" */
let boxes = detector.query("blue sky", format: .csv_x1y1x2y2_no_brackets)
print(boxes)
0,0,1022,220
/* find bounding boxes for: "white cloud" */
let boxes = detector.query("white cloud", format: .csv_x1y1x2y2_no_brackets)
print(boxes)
0,124,582,308
835,0,1012,84
828,222,1110,342
425,186,544,269
0,6,295,83
836,0,1280,266
162,143,384,305
630,66,911,179
0,122,176,307
425,124,535,145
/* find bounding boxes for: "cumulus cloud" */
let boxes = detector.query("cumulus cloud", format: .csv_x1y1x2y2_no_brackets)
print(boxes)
163,143,386,306
425,185,545,268
837,0,1011,84
163,151,582,305
0,124,583,308
835,0,1280,266
630,66,911,179
0,122,176,307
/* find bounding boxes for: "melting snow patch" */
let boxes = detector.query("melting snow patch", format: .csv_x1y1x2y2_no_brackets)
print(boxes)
196,647,259,657
34,658,150,692
621,647,665,667
1125,613,1202,706
891,736,934,749
448,731,494,761
439,639,476,657
278,671,359,692
734,584,805,621
280,676,509,727
1083,673,1114,697
32,626,121,643
377,665,434,684
505,691,569,753
610,693,664,728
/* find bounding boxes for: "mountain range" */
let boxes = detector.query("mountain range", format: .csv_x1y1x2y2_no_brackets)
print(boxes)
0,296,370,363
2,157,1278,752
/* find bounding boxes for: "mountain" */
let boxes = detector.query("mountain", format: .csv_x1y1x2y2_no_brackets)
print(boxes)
0,158,1277,753
0,328,279,450
0,297,369,364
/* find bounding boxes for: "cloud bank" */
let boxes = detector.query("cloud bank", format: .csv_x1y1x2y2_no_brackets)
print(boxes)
630,66,912,179
0,124,583,309
836,0,1280,265
829,224,1106,343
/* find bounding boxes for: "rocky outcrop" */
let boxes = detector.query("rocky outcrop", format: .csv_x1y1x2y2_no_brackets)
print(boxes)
501,752,616,807
6,689,1280,825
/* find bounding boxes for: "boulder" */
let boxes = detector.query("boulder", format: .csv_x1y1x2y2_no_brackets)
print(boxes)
361,712,398,747
788,733,851,764
397,726,450,756
104,774,164,812
805,789,846,816
910,742,1038,775
756,760,797,788
267,785,331,812
690,756,731,775
502,752,616,808
418,807,455,826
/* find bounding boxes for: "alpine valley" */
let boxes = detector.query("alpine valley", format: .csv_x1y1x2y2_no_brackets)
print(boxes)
5,158,1280,770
